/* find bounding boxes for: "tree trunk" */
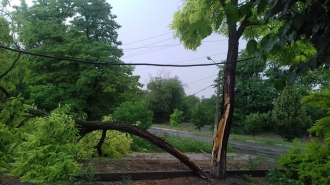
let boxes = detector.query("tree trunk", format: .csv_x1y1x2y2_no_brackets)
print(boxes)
213,70,221,136
210,23,238,179
27,108,210,179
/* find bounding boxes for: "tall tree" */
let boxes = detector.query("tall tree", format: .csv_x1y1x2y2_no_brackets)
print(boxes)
171,0,264,178
232,53,277,133
145,72,186,122
13,0,141,120
0,16,24,101
182,95,200,121
272,85,311,141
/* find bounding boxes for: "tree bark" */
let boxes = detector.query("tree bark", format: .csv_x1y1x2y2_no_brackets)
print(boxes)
27,108,210,179
95,129,107,156
210,24,239,179
213,69,221,137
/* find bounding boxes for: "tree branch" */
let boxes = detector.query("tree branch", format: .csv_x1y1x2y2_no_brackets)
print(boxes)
218,0,226,7
26,108,210,179
0,84,10,97
0,52,21,80
237,0,256,38
95,129,107,156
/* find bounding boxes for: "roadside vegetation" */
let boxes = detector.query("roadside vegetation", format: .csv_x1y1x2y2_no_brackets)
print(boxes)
1,0,330,184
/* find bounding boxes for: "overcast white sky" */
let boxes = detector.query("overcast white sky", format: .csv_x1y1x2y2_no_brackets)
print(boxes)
110,1,247,98
9,0,247,98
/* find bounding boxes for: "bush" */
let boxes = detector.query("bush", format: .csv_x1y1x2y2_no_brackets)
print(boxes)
278,139,330,185
266,170,301,185
272,85,311,141
112,101,153,130
9,106,90,183
245,112,264,137
190,104,208,131
80,130,132,158
170,109,184,127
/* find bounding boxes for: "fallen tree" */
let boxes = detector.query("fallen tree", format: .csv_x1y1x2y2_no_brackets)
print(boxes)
27,108,210,179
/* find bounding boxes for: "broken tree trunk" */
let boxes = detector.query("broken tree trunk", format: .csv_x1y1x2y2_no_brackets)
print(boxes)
210,23,239,179
27,108,210,179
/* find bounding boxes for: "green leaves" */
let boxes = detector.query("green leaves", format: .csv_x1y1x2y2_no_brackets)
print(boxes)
272,85,311,141
215,11,224,30
225,3,239,25
246,39,258,55
239,2,252,18
112,101,153,130
260,33,276,52
7,105,88,183
188,20,213,39
274,79,286,90
170,108,184,127
257,0,268,14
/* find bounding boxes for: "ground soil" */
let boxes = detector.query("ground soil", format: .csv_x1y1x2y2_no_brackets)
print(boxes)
75,152,277,185
1,153,277,185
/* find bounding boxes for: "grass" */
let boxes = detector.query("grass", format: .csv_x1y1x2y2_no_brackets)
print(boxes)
131,133,234,153
229,134,307,147
152,123,213,136
152,123,307,147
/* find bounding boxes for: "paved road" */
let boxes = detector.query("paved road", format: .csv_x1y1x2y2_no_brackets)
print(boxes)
149,127,290,159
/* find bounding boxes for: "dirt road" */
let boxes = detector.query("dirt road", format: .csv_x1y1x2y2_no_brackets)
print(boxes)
149,127,289,159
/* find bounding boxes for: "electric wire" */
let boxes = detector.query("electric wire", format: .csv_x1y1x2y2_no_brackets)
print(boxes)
122,39,227,50
122,39,228,58
186,74,218,85
121,32,173,45
134,52,228,71
184,85,213,99
0,44,255,67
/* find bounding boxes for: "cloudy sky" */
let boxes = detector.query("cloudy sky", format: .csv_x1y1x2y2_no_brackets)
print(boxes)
109,1,248,98
10,0,247,98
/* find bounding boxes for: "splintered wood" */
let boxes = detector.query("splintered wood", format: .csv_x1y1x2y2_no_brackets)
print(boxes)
212,104,230,163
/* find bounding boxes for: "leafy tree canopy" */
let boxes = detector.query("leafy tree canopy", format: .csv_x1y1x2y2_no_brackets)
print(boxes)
145,71,186,122
272,85,311,141
10,0,141,120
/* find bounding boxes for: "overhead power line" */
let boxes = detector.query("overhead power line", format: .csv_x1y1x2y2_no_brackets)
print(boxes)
134,52,227,71
122,39,228,50
121,32,173,45
183,85,213,101
0,45,255,67
121,39,228,59
186,74,218,85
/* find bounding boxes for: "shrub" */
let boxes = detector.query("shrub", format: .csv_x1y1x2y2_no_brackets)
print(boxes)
170,109,184,127
245,112,264,137
278,139,330,185
9,106,90,183
190,104,208,131
112,101,153,130
266,170,301,185
272,85,311,141
80,130,132,158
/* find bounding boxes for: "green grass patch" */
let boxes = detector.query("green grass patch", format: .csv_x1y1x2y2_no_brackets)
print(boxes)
153,124,306,147
131,133,234,153
229,134,306,147
152,124,213,136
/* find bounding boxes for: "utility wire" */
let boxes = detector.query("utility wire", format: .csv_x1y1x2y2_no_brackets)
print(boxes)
183,85,213,101
121,32,173,45
122,45,177,58
0,45,255,67
134,52,227,71
122,39,228,50
122,39,228,58
186,74,218,85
